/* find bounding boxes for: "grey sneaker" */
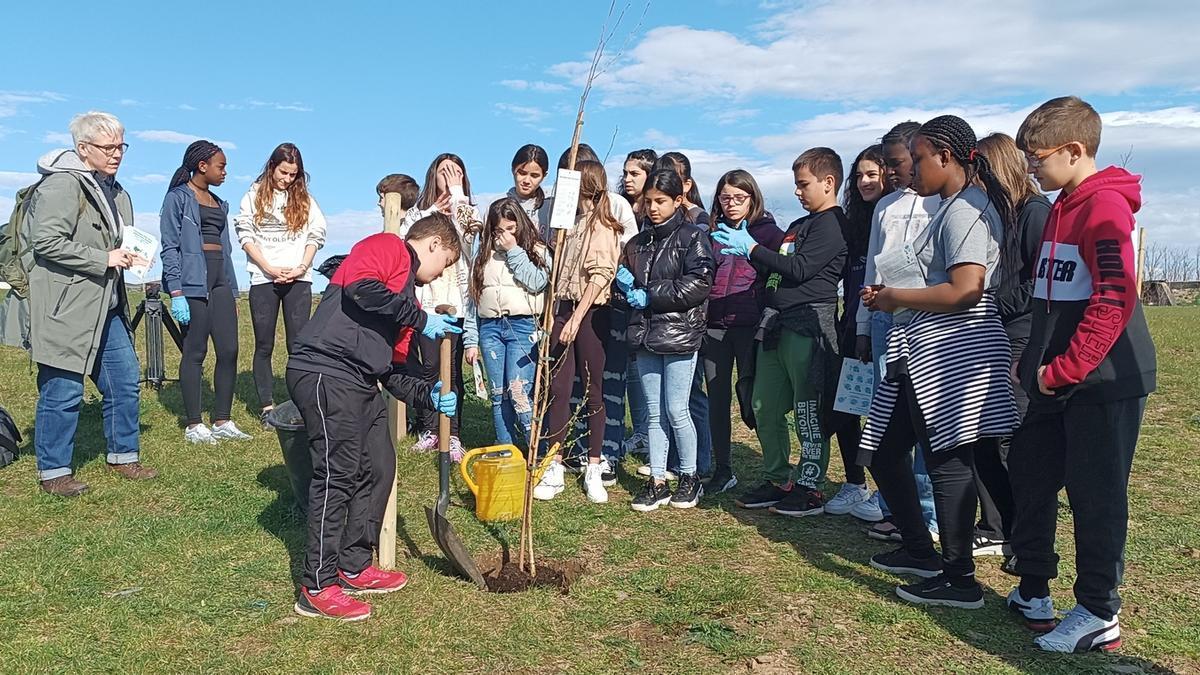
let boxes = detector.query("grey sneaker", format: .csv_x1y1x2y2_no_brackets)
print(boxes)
184,424,217,445
211,421,253,441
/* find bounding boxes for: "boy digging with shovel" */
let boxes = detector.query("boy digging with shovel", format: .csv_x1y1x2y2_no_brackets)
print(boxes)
286,213,463,621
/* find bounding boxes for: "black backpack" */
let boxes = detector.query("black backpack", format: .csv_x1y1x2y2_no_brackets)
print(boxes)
0,405,21,468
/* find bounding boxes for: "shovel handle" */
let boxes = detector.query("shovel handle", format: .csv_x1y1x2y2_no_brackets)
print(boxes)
438,335,452,449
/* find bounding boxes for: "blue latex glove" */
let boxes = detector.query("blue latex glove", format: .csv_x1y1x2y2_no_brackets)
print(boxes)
430,381,458,417
422,311,463,339
170,296,190,325
711,222,757,258
615,265,635,293
627,287,649,309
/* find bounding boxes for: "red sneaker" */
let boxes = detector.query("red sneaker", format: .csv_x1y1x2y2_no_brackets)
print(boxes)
294,585,371,621
338,566,409,594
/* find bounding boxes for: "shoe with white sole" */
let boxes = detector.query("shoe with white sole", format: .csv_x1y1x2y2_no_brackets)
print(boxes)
1034,604,1121,653
1006,587,1057,633
850,490,884,522
636,464,677,481
412,431,438,452
211,421,253,441
532,459,565,501
895,574,984,610
972,533,1011,557
184,424,217,445
598,457,618,487
583,462,608,503
824,482,870,515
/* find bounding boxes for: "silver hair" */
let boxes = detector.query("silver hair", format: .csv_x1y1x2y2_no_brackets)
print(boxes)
68,111,124,146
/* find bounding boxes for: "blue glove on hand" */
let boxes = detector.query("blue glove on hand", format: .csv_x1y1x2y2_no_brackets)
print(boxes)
711,223,757,258
615,265,635,293
422,311,464,339
626,287,649,309
170,296,190,325
430,381,458,417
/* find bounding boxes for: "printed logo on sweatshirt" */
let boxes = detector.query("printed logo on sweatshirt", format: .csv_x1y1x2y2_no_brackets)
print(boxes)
1034,242,1090,301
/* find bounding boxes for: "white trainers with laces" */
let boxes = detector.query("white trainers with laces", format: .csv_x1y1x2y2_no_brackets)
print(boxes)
211,421,253,441
1005,587,1057,633
532,459,565,501
184,424,216,445
1034,604,1120,653
412,431,438,452
850,490,884,522
824,482,870,515
583,462,609,503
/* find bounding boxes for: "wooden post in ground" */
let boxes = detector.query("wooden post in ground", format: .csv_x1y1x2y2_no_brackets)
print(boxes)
379,192,407,570
1136,228,1147,299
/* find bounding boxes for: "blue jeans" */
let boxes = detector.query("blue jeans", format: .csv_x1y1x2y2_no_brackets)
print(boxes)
478,316,537,446
666,360,712,476
871,311,938,533
637,350,699,479
35,311,141,480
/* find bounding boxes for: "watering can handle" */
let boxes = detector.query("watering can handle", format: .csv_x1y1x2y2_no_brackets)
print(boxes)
457,446,485,495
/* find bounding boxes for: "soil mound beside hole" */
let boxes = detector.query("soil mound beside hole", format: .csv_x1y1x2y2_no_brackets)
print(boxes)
479,553,583,594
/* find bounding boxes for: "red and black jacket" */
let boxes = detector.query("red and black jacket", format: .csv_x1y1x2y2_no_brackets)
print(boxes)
288,233,432,405
1017,166,1156,405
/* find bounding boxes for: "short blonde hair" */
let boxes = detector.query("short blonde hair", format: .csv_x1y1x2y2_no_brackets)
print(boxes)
1016,96,1101,157
68,111,124,147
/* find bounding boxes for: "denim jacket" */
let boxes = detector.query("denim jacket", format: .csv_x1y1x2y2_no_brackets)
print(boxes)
159,183,238,298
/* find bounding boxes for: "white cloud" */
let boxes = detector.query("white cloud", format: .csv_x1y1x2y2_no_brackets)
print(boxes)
178,104,197,111
550,0,1200,105
494,103,550,126
642,128,680,147
43,131,73,145
133,129,238,150
707,108,760,125
0,91,65,117
131,173,168,184
218,103,242,111
499,79,569,93
0,171,40,189
1138,189,1200,248
118,98,140,106
246,99,313,112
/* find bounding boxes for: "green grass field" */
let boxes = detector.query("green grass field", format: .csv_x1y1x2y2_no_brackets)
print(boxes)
0,301,1197,674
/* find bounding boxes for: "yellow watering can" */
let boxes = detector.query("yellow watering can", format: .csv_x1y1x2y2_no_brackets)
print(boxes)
458,444,558,521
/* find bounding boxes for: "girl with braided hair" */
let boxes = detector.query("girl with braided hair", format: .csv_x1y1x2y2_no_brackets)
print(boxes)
160,140,251,444
858,114,1018,609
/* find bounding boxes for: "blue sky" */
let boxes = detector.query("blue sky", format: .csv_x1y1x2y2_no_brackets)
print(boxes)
2,0,1198,289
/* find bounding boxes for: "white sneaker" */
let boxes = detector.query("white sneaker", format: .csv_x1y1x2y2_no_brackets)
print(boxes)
850,490,884,522
412,431,438,452
184,424,216,445
533,460,565,501
824,482,869,515
1034,604,1120,653
623,433,649,457
1006,588,1057,632
211,421,252,441
636,464,677,481
583,462,609,503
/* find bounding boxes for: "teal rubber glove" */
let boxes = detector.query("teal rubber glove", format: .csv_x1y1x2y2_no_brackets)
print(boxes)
170,296,190,325
422,311,463,339
626,288,649,309
430,381,458,417
615,265,635,293
711,222,757,258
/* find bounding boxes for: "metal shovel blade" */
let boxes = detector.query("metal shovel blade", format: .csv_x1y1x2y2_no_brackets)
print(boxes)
425,504,487,589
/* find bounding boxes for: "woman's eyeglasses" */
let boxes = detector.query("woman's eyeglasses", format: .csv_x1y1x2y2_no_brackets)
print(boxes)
717,194,750,206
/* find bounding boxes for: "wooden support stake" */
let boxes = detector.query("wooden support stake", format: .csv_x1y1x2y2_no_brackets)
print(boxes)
1136,227,1147,299
379,192,407,570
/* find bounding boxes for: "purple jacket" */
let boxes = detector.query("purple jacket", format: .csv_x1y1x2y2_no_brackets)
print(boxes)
707,212,784,329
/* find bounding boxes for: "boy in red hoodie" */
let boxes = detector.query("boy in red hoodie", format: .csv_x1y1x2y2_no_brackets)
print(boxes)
1004,96,1157,653
286,214,463,621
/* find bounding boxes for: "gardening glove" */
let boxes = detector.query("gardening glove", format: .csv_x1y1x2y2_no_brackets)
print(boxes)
626,287,649,309
615,265,635,293
170,296,191,325
430,381,458,417
421,310,463,339
711,223,757,258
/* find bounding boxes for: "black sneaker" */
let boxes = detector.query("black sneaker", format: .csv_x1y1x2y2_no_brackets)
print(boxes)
704,468,738,495
769,488,825,517
562,454,587,474
670,473,703,509
972,533,1012,557
600,457,618,487
869,547,942,578
630,480,672,512
734,481,790,509
895,574,984,609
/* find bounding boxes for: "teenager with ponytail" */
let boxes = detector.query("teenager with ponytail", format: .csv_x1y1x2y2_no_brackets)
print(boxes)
234,143,327,427
160,140,250,444
858,115,1018,610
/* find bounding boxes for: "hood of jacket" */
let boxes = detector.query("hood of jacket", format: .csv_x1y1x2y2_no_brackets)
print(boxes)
1055,166,1141,220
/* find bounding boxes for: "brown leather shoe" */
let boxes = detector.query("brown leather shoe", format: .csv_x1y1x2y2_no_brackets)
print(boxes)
108,461,159,480
40,475,91,497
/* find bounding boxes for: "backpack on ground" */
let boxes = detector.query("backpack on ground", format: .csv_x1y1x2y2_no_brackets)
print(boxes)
0,404,21,469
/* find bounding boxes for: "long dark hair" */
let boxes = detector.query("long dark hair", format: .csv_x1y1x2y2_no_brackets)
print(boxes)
643,168,689,224
416,153,472,209
618,148,657,204
657,151,704,209
842,144,887,256
511,144,549,209
917,115,1019,296
253,142,310,233
708,169,765,230
169,140,221,189
469,198,547,303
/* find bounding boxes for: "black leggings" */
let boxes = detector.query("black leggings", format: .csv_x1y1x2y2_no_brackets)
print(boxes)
702,326,756,473
545,302,609,459
181,251,238,425
249,281,312,409
830,412,866,485
411,331,465,437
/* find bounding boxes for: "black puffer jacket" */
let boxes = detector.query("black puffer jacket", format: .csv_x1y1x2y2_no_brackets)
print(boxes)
622,209,715,354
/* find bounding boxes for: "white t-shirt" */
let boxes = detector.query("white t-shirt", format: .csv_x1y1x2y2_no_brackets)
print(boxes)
233,184,327,286
855,187,940,335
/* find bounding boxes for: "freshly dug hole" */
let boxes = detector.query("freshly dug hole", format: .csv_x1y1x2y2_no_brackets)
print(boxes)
478,553,583,594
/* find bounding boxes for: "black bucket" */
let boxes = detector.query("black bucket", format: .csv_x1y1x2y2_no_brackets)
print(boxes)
266,401,312,514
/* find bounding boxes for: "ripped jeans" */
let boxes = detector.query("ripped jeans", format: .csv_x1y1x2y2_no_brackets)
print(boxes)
478,315,538,446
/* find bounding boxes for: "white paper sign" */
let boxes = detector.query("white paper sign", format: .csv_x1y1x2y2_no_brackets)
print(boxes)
548,169,581,231
122,227,159,281
472,364,487,400
833,357,875,416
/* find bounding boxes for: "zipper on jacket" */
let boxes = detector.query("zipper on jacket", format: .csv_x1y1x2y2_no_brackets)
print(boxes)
52,284,69,316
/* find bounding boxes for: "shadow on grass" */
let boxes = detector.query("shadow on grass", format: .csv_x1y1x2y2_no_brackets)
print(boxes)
20,397,158,474
710,442,1172,674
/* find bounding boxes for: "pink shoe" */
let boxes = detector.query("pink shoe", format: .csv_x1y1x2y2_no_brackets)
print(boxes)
412,431,438,452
